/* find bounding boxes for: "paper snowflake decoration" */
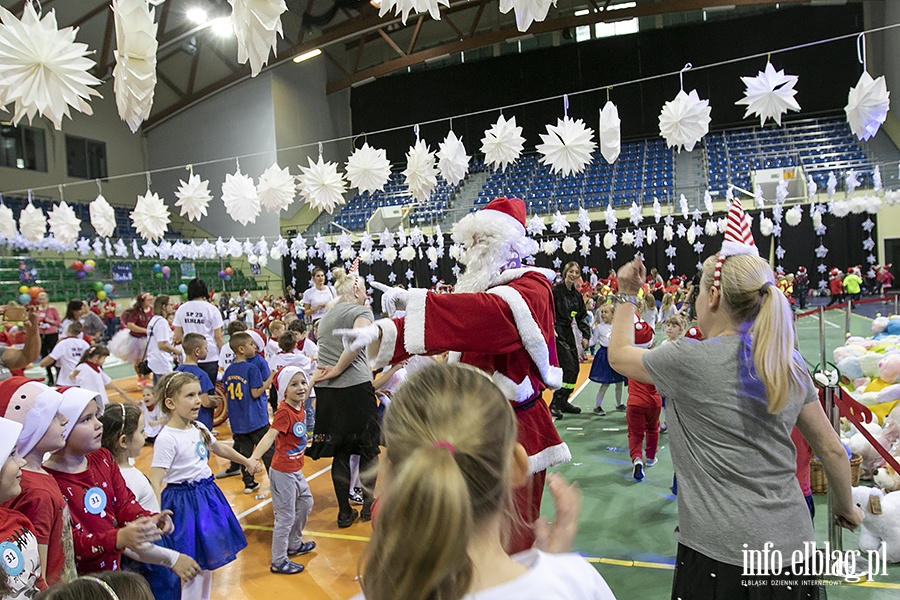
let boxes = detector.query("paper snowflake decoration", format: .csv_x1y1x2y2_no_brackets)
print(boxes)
399,245,416,261
604,203,617,230
222,170,260,226
536,117,596,177
663,224,674,242
47,202,81,245
550,211,569,233
257,163,296,213
437,131,470,187
382,247,398,263
481,114,525,172
345,143,391,195
845,72,890,141
620,230,635,246
526,214,546,237
629,202,643,226
646,227,657,245
89,194,116,238
112,0,157,132
561,236,577,254
131,191,170,242
498,0,555,32
577,207,592,232
379,0,449,24
230,0,287,76
874,166,883,194
0,4,102,130
598,101,621,164
736,62,800,126
0,205,16,239
19,203,46,242
403,140,438,202
658,89,711,152
704,219,718,237
299,155,348,214
826,172,837,199
652,197,661,223
759,215,774,237
542,239,559,255
174,173,212,222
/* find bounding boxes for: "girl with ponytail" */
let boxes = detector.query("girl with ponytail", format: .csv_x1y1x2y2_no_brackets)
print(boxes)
356,363,615,600
608,199,861,599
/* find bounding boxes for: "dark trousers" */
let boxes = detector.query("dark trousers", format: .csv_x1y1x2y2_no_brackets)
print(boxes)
551,337,579,408
232,424,275,486
40,333,58,384
330,447,377,518
197,361,219,386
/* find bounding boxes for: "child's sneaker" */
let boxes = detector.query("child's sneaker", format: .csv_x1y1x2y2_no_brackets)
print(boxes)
616,404,626,412
646,457,658,467
660,422,668,434
592,406,606,416
349,489,364,505
632,459,644,481
243,481,260,494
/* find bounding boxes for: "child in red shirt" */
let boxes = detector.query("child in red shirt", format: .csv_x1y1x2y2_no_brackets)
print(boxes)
44,387,171,574
250,366,316,575
626,318,662,482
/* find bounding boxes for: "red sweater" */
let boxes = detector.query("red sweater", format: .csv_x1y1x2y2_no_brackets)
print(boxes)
45,449,153,573
627,378,662,409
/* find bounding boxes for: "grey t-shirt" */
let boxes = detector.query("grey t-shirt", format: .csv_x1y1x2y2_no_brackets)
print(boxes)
642,334,817,567
315,302,374,389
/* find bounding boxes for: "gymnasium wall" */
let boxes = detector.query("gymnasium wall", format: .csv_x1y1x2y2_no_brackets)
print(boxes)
350,5,866,163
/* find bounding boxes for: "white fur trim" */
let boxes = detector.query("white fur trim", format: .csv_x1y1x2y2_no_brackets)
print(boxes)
373,318,398,370
447,351,461,363
720,240,759,258
452,209,525,241
403,288,428,355
493,267,555,286
545,366,563,390
527,442,572,474
492,371,535,403
487,285,560,390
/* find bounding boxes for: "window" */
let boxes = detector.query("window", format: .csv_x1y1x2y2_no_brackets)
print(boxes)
66,135,107,179
0,123,47,171
595,17,639,38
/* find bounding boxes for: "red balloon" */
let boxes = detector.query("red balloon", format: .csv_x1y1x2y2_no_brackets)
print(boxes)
225,267,234,276
28,286,41,299
18,263,26,270
72,261,84,271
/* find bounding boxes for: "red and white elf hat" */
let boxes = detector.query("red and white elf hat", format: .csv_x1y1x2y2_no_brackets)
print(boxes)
714,198,759,287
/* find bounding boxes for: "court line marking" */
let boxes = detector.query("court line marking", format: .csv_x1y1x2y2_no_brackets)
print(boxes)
236,464,332,521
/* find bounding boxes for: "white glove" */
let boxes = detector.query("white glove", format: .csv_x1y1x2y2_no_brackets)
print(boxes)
334,322,381,353
370,281,409,312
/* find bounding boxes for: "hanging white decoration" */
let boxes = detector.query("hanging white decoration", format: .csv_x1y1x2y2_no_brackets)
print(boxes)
257,163,296,213
754,185,766,209
718,217,728,234
222,169,260,225
658,89,711,152
382,247,398,264
704,219,718,237
359,250,373,265
89,194,116,238
785,206,802,227
663,224,674,242
379,0,448,25
230,0,287,76
865,195,882,214
826,172,837,199
629,202,643,226
536,116,597,177
448,244,462,260
775,180,789,204
679,194,689,219
577,207,592,232
114,239,129,257
131,191,170,242
399,245,416,261
0,3,102,130
47,202,81,245
736,62,800,126
849,196,866,214
686,225,696,245
845,72,890,141
845,169,860,197
403,139,438,202
830,199,850,218
874,166,883,193
19,203,46,243
437,131,470,187
812,208,823,229
525,214,546,237
759,215,774,237
620,229,635,246
0,205,16,239
676,223,687,238
652,198,661,222
603,232,617,250
634,229,646,248
578,234,591,256
174,174,212,222
324,249,337,265
426,246,438,265
481,114,525,172
646,227,657,245
498,0,555,32
112,0,158,132
561,236,577,254
550,211,569,233
345,143,391,195
704,190,714,215
807,175,817,199
542,239,559,255
298,155,348,214
604,203,617,230
598,100,621,164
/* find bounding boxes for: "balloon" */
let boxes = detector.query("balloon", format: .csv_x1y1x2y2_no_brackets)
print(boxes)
29,269,37,277
225,267,234,276
72,261,83,271
163,273,171,280
76,270,86,279
178,283,188,294
153,263,162,273
218,270,226,278
85,259,96,268
18,285,28,294
28,287,40,299
83,263,94,274
93,282,104,292
18,293,31,305
103,283,114,294
155,272,163,279
18,263,25,270
224,275,232,281
96,291,107,300
161,266,170,276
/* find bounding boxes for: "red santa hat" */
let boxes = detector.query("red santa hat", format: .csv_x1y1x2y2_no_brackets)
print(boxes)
451,197,537,257
55,386,102,440
0,416,23,464
797,266,807,274
0,377,65,456
685,326,705,340
714,198,758,288
247,329,267,352
634,318,654,349
273,366,308,403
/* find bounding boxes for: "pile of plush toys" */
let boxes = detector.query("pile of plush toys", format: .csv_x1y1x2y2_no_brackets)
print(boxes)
831,314,900,562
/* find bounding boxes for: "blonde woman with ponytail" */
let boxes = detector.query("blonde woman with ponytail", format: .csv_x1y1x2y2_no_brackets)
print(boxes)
355,363,615,600
609,213,862,598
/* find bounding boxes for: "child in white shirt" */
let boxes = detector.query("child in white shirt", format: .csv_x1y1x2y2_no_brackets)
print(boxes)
40,321,90,385
71,345,131,408
139,386,167,443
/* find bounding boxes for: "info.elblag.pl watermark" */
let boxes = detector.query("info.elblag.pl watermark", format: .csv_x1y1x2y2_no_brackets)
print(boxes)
742,542,890,585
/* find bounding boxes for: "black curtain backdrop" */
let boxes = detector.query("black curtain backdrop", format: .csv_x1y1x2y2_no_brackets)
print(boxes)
350,5,864,162
283,210,876,306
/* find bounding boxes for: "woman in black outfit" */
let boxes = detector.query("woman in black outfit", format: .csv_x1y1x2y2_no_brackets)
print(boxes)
550,261,590,419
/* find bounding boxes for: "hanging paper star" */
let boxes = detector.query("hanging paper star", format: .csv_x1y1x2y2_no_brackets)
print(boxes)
89,194,116,238
298,155,347,214
658,89,711,152
481,114,525,172
693,242,705,254
863,237,875,251
404,140,438,202
437,131,470,187
603,232,617,249
536,117,596,177
379,0,448,25
634,229,646,248
862,218,875,232
0,3,102,130
76,238,91,255
174,173,212,222
646,227,657,245
131,191,170,242
230,0,287,76
736,62,800,126
222,170,260,225
19,203,46,243
826,172,837,199
552,257,562,269
382,247,398,264
112,0,158,132
676,223,686,238
845,71,890,141
561,237,577,254
620,230,635,246
345,143,391,195
665,245,677,258
598,100,621,165
667,263,675,273
845,170,860,197
257,163,296,213
679,195,689,218
577,207,592,232
629,202,643,226
498,0,555,32
606,249,617,261
605,203,617,230
47,202,81,245
0,205,16,239
551,211,569,233
663,224,674,241
526,214,547,237
785,206,802,227
652,197,662,223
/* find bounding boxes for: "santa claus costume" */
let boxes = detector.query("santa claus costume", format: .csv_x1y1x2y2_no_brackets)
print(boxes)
342,197,570,552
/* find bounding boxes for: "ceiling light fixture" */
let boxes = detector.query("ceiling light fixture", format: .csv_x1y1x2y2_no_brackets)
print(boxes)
293,48,322,63
574,9,590,16
186,7,208,24
210,16,233,36
606,1,636,10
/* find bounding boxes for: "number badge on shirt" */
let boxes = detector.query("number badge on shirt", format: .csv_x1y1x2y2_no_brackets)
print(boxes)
84,487,108,516
292,422,307,439
0,542,24,577
196,441,209,460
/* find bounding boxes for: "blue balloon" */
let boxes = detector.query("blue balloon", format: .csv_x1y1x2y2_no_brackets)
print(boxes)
103,284,113,294
224,275,232,281
18,293,31,305
153,263,162,273
178,283,188,294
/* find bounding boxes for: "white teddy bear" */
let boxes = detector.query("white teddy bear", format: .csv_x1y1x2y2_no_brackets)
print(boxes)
851,486,900,563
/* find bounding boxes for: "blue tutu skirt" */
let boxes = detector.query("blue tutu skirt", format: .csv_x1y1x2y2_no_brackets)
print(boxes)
589,346,626,384
159,476,247,571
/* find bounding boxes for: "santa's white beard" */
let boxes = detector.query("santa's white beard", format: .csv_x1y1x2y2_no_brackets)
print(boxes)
454,241,516,293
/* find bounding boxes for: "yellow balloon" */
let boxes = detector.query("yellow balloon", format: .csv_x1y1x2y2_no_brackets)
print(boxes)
96,291,107,300
85,259,96,268
19,285,28,294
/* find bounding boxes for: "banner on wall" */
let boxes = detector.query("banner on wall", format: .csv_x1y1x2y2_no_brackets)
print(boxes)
180,262,196,280
250,264,261,275
112,264,133,282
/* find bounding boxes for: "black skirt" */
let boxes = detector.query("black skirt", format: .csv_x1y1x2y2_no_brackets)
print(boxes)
308,381,381,460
